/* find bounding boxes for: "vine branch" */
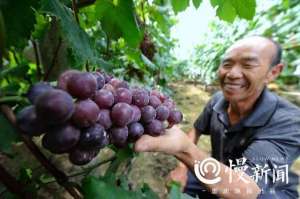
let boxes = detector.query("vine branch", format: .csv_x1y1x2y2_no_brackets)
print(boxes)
44,37,62,81
0,164,33,199
31,39,43,81
0,105,82,199
72,0,80,24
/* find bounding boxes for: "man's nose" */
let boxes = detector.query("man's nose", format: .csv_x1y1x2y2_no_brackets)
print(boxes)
226,66,243,79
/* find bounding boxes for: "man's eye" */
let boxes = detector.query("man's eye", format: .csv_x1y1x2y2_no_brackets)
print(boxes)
222,63,232,68
243,64,254,69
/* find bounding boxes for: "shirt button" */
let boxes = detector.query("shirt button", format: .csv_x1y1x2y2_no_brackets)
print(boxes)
224,129,228,133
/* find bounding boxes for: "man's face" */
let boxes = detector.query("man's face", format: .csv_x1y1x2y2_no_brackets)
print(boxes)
218,37,276,103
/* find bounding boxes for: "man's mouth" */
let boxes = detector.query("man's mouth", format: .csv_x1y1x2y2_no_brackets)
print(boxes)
223,82,246,92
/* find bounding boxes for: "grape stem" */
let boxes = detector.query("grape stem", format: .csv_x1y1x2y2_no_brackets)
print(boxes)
41,155,117,185
76,0,96,8
0,96,26,104
0,105,82,199
31,39,43,80
0,164,33,198
72,0,80,24
43,37,62,81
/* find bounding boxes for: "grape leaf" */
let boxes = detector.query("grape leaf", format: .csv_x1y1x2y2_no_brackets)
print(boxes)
193,0,202,9
216,0,236,23
210,0,224,8
171,0,190,14
0,113,19,154
32,12,49,40
167,182,195,199
95,0,143,48
40,0,97,66
0,0,39,49
231,0,256,20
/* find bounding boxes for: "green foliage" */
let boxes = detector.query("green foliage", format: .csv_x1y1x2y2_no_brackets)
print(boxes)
171,0,190,14
0,0,39,49
94,0,143,48
40,0,98,66
216,0,236,23
0,113,19,154
232,0,256,20
192,0,202,9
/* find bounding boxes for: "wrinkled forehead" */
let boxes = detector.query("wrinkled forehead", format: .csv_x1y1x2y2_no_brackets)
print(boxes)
223,37,276,62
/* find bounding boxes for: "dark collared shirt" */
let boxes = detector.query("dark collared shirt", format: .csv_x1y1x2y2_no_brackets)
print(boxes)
193,88,300,198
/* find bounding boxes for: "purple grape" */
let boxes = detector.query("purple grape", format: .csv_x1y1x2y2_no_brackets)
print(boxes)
111,103,133,126
141,105,156,123
132,88,149,107
97,109,112,129
42,124,80,154
168,110,183,126
72,99,100,128
150,90,166,102
79,124,109,149
69,147,99,165
57,70,80,91
145,119,164,136
109,78,129,89
27,82,53,104
149,95,161,108
94,89,114,109
35,89,74,125
110,126,128,148
16,105,45,136
130,105,141,123
93,72,105,90
103,73,113,83
156,105,170,121
115,88,132,104
162,99,175,110
128,122,144,142
103,83,115,93
68,72,97,99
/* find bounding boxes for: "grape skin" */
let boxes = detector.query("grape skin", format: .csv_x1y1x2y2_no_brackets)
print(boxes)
68,72,97,99
35,89,74,125
111,102,133,126
72,99,100,128
97,109,112,129
42,124,80,154
94,89,115,109
110,126,128,148
156,105,170,121
141,105,156,123
27,82,53,104
16,105,45,136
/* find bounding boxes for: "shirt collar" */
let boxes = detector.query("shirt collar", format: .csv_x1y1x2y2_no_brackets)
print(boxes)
212,88,278,127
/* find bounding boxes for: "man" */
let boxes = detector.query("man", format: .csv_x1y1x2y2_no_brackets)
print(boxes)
135,36,300,199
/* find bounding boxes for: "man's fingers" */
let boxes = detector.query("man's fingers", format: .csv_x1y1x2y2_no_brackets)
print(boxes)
134,134,160,152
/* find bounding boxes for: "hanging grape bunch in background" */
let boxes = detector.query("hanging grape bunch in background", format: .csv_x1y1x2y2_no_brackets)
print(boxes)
16,70,183,166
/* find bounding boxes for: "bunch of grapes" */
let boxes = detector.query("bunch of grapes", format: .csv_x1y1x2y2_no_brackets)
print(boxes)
16,70,183,166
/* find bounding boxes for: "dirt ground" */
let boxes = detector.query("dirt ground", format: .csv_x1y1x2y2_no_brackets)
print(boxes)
1,81,299,198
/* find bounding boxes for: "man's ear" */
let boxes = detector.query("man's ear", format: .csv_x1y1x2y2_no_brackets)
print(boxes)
266,63,284,83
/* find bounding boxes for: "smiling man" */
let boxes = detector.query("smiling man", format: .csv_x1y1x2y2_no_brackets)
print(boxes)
135,36,300,199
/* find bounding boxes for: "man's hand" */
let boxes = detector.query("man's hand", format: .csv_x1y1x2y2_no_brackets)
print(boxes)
134,126,192,156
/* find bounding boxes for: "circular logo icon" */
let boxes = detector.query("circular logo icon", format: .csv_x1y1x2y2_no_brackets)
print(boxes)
194,158,221,184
